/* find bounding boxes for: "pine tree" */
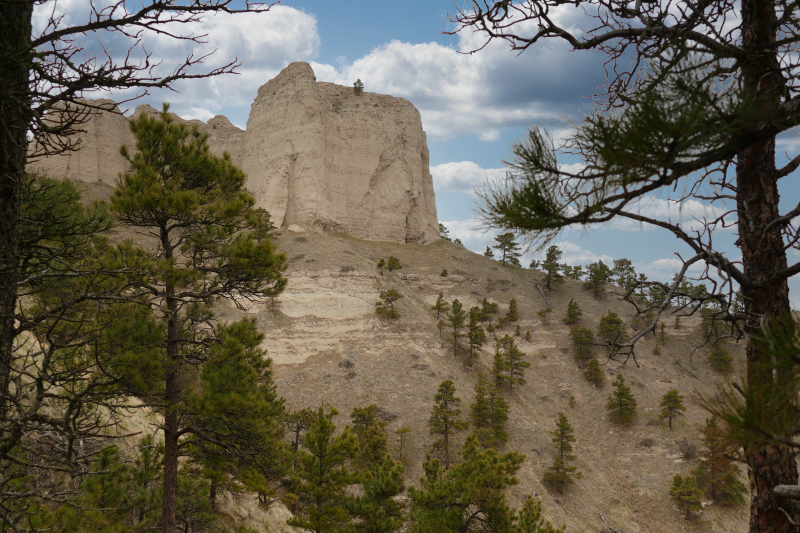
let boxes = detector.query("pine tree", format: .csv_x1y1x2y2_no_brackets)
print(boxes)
506,298,519,322
541,245,563,290
708,340,733,372
377,258,386,272
542,414,582,492
287,406,358,533
537,307,553,325
659,389,687,430
562,299,582,325
468,307,487,359
561,264,584,280
111,106,288,531
408,435,524,532
432,292,450,319
669,474,704,520
428,380,469,469
350,405,389,466
470,373,510,448
658,322,668,345
493,335,530,389
611,258,637,293
447,299,467,358
513,496,565,533
375,288,403,319
525,330,532,341
694,417,747,505
386,256,402,271
606,374,637,425
598,311,626,343
482,298,500,321
349,456,405,533
439,222,451,241
583,358,604,387
570,326,594,367
492,232,522,266
583,261,611,298
484,246,495,259
284,408,317,453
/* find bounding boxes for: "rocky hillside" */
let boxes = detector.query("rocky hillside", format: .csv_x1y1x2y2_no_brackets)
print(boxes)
207,228,749,533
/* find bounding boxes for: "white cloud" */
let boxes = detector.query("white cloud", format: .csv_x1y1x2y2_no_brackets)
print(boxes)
480,129,501,142
430,161,505,194
39,4,321,120
440,218,497,252
554,242,613,266
184,107,216,122
314,26,603,139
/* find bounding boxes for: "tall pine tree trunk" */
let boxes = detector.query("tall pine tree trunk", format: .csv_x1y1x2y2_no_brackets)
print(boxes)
0,0,32,424
161,277,180,533
738,1,799,530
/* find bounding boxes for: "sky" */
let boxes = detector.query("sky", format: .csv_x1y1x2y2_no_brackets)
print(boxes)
35,0,800,307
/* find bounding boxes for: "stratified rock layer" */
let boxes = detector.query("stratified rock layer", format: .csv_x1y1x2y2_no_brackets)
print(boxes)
29,63,439,245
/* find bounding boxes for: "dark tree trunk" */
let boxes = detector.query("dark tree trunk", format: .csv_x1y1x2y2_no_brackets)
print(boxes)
0,0,33,423
162,280,180,533
738,1,799,531
209,478,217,511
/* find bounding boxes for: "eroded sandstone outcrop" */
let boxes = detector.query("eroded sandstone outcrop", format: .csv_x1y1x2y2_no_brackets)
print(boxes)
242,62,438,244
29,63,439,245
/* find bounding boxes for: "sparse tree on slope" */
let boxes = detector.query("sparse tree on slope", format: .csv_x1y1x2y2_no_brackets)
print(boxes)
386,256,402,272
493,335,530,389
583,261,612,298
584,358,604,387
429,380,469,470
376,289,403,319
513,496,565,533
484,246,495,259
470,372,510,448
570,326,594,368
287,406,357,533
598,311,626,344
562,299,582,325
492,232,522,267
446,299,467,358
541,245,563,290
659,389,687,430
431,292,450,319
670,474,704,520
693,416,747,505
468,307,487,359
542,413,582,492
606,374,637,425
506,298,520,322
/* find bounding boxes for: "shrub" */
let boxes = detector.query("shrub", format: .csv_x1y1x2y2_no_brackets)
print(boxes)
386,256,402,271
680,439,698,460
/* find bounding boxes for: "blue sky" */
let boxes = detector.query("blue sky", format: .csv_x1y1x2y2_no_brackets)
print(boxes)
37,0,800,306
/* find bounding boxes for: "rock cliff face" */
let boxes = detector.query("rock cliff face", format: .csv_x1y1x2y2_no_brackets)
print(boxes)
242,62,438,244
29,63,439,245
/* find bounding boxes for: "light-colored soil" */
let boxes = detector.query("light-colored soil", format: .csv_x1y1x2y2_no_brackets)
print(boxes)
216,230,750,533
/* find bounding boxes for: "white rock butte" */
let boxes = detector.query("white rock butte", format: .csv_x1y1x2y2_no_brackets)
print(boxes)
30,62,439,245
